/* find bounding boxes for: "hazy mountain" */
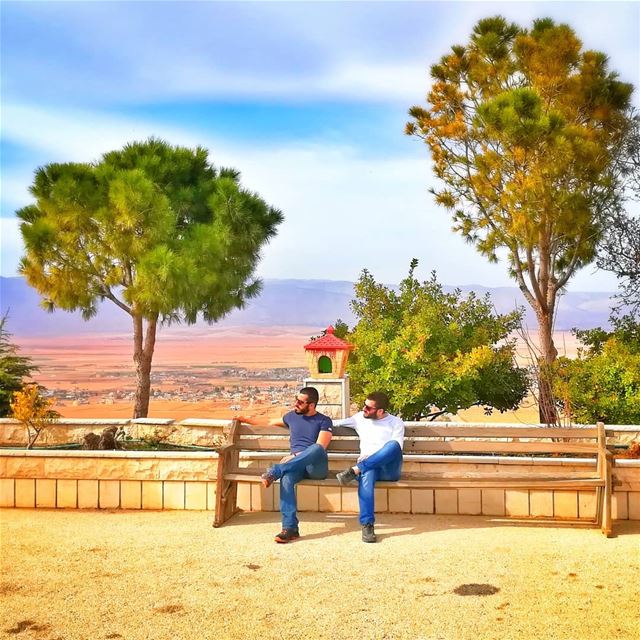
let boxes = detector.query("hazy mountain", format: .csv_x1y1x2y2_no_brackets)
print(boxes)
0,276,615,337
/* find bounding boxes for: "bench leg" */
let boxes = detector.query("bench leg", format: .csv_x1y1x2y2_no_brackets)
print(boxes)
213,479,239,527
602,463,613,537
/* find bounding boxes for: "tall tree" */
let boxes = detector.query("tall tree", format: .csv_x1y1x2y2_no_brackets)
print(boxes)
0,315,36,416
18,138,283,417
406,16,633,422
342,260,528,420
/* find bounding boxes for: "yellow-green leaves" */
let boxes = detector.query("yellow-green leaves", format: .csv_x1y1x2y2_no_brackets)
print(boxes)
344,261,528,419
407,16,634,422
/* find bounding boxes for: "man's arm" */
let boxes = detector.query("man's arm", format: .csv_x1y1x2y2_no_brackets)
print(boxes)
237,414,291,462
332,415,358,430
316,429,332,449
391,417,405,449
235,415,285,427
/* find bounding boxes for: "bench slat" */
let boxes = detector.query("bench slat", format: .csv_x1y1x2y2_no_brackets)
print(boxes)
403,426,599,439
403,441,598,454
231,439,598,454
223,472,604,489
239,425,364,437
237,424,599,439
229,436,598,456
235,439,359,451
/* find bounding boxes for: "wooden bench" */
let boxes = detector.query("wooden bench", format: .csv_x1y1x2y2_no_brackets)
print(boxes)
214,420,613,535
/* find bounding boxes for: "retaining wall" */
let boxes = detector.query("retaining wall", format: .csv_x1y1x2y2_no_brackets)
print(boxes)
0,449,638,521
1,419,638,521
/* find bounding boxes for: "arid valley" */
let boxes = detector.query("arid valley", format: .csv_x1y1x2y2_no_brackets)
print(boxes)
14,326,583,424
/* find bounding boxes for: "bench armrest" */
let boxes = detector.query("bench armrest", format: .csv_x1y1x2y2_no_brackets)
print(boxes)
216,443,238,454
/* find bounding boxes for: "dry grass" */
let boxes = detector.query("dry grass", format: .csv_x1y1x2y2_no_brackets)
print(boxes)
1,509,639,640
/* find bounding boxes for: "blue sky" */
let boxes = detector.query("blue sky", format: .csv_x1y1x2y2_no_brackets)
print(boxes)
2,1,639,292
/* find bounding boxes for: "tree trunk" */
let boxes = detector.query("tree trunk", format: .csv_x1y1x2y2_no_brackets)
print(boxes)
132,313,158,418
536,309,559,425
26,427,37,449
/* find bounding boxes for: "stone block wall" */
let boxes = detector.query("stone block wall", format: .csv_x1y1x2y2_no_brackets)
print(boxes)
0,450,218,511
233,456,640,521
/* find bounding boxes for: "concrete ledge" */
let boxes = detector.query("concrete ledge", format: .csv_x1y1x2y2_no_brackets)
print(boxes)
0,449,218,460
0,417,227,447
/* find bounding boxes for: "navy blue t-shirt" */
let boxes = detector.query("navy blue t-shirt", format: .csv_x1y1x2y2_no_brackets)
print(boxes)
282,410,333,454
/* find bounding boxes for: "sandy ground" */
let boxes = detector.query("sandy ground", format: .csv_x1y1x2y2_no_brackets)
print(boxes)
1,510,639,640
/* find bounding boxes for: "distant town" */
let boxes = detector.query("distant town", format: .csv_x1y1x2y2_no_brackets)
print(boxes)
46,367,308,411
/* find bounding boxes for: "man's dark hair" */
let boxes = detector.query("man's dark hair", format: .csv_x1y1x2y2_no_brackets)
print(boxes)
366,391,389,411
299,386,319,405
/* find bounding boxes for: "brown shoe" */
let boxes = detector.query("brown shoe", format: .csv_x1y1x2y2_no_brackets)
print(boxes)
261,468,277,488
274,528,300,544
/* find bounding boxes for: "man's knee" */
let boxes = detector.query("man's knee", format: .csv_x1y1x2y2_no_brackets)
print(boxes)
307,443,325,455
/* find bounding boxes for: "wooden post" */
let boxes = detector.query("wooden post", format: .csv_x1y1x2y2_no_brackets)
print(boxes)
213,419,241,527
597,421,613,537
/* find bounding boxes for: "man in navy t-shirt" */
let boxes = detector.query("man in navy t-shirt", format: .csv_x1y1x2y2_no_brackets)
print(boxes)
238,387,332,543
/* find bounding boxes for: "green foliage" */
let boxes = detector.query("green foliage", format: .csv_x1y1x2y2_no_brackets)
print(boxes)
18,138,284,324
407,16,634,421
17,138,284,417
408,16,632,285
342,260,528,419
555,315,640,424
0,315,36,417
332,319,350,340
309,319,350,342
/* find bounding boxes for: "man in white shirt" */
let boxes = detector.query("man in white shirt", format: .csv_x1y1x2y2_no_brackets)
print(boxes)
334,391,405,543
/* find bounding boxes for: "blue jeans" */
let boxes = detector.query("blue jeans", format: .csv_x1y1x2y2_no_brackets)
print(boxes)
269,443,328,530
357,440,403,526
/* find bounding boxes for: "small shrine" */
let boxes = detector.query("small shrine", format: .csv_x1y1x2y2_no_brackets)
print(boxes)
303,326,353,378
303,326,353,418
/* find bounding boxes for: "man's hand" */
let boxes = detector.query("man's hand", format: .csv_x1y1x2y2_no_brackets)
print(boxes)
234,415,255,425
279,454,295,464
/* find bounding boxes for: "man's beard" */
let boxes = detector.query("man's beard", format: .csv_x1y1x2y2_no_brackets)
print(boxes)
295,406,309,415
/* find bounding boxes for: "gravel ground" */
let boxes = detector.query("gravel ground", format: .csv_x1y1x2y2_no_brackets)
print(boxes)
1,509,639,640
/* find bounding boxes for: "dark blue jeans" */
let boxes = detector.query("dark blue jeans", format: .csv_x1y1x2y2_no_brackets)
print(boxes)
357,440,403,526
269,443,328,530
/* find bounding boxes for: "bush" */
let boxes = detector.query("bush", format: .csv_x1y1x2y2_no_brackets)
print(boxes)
10,384,60,449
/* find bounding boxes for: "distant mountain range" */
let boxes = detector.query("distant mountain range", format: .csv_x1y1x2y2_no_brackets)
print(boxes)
0,276,615,337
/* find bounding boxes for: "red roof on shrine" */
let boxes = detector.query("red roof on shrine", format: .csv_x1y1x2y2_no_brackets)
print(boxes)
304,326,353,351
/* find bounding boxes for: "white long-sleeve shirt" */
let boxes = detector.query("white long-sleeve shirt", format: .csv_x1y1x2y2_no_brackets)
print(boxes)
333,411,405,457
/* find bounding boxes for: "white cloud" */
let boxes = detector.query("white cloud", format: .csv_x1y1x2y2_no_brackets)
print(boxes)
159,58,430,104
1,103,202,163
6,2,636,106
0,100,622,292
0,218,23,277
1,175,32,212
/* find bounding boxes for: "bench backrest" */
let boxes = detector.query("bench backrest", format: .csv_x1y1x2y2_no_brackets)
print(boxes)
231,423,606,458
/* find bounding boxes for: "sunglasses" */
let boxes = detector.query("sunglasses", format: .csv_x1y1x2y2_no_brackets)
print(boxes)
362,404,378,412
